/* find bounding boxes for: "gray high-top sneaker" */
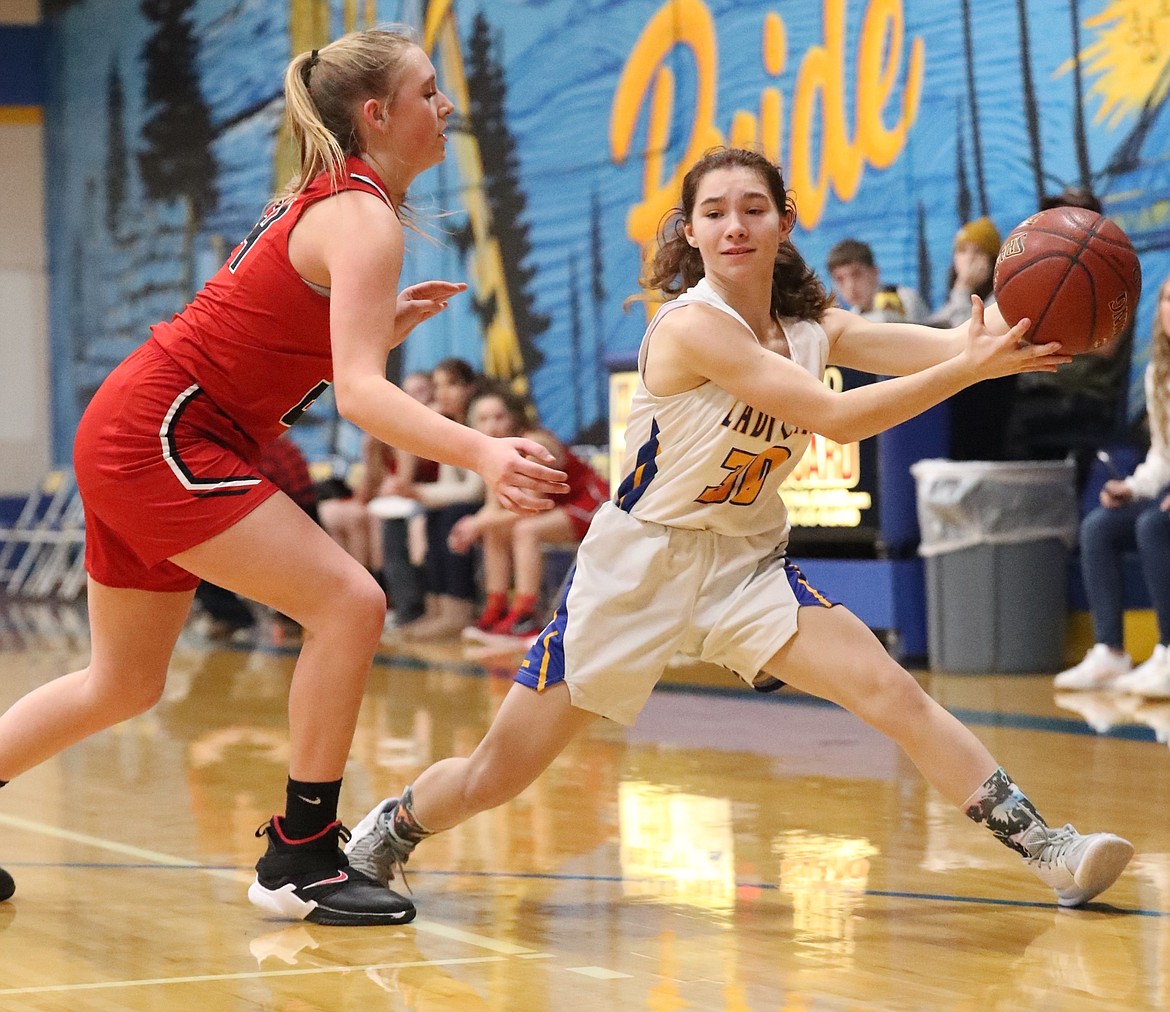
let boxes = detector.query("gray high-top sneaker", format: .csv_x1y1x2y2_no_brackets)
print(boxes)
344,797,418,888
1020,823,1134,907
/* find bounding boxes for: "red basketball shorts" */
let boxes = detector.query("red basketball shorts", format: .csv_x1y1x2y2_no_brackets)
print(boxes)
73,342,280,592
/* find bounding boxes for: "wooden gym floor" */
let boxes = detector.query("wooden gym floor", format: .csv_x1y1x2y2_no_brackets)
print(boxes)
0,597,1166,1011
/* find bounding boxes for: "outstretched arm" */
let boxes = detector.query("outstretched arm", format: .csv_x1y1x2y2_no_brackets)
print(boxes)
651,297,1067,446
826,301,1013,376
314,191,568,514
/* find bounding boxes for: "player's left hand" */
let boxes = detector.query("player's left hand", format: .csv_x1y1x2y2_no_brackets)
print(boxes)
481,437,569,515
395,280,467,337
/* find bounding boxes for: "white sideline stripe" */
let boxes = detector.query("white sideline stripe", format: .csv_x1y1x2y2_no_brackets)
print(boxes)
567,966,633,979
0,813,543,954
411,918,537,954
0,957,505,995
0,812,247,880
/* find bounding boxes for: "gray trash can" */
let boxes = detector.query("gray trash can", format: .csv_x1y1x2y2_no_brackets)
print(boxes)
910,459,1078,674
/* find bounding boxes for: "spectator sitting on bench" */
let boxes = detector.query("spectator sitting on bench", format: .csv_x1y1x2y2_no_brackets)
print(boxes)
317,371,436,583
449,385,609,639
1054,272,1170,697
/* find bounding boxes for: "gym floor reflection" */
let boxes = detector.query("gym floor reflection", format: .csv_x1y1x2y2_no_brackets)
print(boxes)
0,599,1166,1010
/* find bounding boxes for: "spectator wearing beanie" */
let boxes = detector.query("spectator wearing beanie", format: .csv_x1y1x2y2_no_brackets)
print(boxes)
926,217,1002,328
926,217,1014,460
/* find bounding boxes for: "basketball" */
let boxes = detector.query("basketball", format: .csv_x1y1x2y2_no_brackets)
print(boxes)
992,206,1141,354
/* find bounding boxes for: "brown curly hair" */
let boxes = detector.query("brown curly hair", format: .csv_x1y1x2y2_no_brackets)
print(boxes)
639,148,833,323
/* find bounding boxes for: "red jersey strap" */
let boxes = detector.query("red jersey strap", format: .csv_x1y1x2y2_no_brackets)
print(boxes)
345,165,394,208
299,156,395,211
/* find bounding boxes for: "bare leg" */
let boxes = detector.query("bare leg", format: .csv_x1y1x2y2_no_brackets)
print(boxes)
766,605,1135,907
173,493,385,780
318,497,374,570
481,524,514,596
510,509,575,598
366,508,385,573
0,582,193,779
763,606,998,806
408,681,597,829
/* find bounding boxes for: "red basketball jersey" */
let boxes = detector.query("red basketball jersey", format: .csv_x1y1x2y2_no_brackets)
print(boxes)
150,156,394,450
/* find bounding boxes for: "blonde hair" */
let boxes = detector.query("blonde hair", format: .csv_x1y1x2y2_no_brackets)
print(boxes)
1150,275,1170,442
280,27,420,203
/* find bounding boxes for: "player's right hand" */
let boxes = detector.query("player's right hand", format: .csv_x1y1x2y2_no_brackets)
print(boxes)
480,437,569,515
964,295,1070,378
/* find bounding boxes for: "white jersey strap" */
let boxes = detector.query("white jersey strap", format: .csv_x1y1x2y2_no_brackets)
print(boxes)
637,279,761,378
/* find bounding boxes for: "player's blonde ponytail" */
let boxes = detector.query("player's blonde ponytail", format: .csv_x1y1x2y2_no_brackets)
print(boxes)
279,27,420,203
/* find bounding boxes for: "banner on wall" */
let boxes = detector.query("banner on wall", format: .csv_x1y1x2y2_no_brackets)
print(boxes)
44,0,1170,479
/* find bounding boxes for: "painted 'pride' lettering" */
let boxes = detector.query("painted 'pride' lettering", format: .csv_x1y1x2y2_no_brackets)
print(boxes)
611,0,924,256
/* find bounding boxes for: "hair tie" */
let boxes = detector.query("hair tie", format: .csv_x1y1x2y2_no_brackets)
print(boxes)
301,49,320,88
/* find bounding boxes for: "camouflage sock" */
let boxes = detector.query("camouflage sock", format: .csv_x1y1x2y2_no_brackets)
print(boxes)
389,784,434,846
963,767,1047,857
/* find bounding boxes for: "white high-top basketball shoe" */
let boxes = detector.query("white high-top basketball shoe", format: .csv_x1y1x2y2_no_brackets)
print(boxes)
1020,823,1134,907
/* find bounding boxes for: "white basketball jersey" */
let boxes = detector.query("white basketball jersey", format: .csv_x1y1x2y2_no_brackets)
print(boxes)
615,278,828,541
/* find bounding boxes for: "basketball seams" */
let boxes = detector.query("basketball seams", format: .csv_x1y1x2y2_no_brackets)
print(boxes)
1001,253,1082,338
994,206,1140,353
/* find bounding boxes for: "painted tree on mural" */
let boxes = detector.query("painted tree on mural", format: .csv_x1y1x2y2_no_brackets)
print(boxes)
567,252,582,435
915,201,932,309
1015,0,1045,208
464,11,547,376
104,59,127,235
958,0,987,219
139,0,217,297
580,189,608,444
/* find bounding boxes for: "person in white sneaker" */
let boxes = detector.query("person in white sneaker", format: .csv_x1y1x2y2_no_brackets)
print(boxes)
0,28,568,922
346,149,1133,911
1116,644,1170,699
1058,273,1170,698
1054,643,1132,690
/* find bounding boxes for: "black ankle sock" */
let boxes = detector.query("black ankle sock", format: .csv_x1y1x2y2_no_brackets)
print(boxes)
283,778,342,839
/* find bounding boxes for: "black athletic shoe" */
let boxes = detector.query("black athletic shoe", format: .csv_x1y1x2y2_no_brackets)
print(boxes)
0,867,13,902
751,675,786,693
247,816,415,926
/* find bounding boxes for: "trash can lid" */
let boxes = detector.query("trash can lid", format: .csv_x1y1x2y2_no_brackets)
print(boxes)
911,458,1078,556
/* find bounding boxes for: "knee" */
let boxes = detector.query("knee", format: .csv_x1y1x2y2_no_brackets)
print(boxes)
1135,505,1170,549
313,566,386,641
131,676,168,716
851,665,930,733
87,665,167,720
348,570,388,636
1080,507,1112,546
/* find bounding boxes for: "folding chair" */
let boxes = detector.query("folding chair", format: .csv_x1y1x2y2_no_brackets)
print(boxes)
0,469,73,580
21,491,86,599
3,470,81,597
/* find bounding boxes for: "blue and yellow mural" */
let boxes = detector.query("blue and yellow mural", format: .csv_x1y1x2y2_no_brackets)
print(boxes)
42,0,1170,460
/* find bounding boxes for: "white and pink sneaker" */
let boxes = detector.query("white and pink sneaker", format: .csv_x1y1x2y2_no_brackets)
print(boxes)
1115,644,1170,699
1053,644,1132,691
